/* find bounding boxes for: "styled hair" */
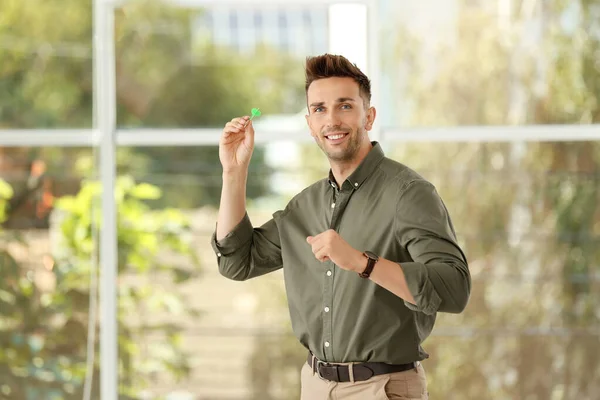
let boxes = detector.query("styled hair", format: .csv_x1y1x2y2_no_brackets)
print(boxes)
304,54,371,106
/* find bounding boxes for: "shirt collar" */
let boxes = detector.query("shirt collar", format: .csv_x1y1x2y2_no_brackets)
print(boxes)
327,141,385,190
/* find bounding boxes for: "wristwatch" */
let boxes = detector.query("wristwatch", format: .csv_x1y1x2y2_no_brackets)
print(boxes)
358,251,379,278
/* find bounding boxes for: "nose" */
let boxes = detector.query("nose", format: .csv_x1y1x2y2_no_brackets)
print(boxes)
324,109,342,129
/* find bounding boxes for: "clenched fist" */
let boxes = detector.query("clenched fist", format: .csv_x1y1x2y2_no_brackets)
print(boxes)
306,229,364,272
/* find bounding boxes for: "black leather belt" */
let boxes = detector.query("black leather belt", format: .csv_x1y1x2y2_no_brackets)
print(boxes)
307,352,416,382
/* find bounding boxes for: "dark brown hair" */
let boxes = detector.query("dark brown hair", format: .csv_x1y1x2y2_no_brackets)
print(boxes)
305,54,371,107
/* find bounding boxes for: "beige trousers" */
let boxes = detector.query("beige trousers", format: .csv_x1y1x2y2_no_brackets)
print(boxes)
300,361,428,400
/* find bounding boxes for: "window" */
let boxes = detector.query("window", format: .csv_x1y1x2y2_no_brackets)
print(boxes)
0,0,93,129
379,0,599,128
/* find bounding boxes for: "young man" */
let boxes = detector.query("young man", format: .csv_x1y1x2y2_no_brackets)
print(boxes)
211,54,471,400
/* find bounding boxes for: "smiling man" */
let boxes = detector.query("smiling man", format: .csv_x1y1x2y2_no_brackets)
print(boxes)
212,54,471,400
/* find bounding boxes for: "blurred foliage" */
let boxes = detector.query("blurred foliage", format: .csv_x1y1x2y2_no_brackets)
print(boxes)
382,0,600,399
0,176,200,399
0,0,307,213
246,278,305,400
112,0,306,209
0,148,91,230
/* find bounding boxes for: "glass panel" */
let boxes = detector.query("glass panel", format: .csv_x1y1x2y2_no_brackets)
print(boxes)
114,139,600,398
0,146,97,399
0,0,93,129
379,0,600,128
421,334,600,399
115,143,310,399
387,140,600,398
115,2,330,129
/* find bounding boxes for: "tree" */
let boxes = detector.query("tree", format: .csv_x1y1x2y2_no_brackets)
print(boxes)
383,0,600,398
113,1,306,209
0,0,306,226
1,0,308,397
0,176,201,399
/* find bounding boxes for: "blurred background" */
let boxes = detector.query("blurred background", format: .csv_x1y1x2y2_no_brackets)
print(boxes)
1,0,599,399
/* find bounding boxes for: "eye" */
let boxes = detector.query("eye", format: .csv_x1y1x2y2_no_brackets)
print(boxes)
313,107,324,113
341,104,352,109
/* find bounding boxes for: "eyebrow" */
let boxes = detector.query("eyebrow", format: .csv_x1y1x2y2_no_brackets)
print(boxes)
309,97,357,108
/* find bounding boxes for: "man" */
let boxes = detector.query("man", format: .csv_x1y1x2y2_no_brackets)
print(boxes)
211,53,471,400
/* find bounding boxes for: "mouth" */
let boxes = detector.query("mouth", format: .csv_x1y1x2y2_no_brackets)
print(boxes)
324,132,349,143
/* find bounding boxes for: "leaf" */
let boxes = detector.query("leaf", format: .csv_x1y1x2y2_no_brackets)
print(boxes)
0,180,14,199
54,196,79,213
0,289,16,304
129,183,161,199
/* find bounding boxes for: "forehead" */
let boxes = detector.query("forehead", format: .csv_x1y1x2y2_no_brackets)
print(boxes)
307,77,362,104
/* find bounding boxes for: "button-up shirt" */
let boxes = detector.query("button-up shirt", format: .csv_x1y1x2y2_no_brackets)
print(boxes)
211,142,470,364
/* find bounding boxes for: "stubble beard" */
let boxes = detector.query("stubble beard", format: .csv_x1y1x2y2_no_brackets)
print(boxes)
318,127,365,163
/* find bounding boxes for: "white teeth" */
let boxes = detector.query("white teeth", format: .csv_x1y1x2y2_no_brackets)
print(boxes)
327,134,345,140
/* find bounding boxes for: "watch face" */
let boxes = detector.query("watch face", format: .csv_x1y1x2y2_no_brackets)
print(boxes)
364,251,378,260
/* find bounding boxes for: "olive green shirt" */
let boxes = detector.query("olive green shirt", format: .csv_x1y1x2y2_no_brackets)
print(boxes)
211,142,470,364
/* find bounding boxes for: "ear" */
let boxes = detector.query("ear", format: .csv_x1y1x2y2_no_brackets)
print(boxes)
365,106,376,131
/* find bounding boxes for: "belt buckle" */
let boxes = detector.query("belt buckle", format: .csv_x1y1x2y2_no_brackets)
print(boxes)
316,360,340,382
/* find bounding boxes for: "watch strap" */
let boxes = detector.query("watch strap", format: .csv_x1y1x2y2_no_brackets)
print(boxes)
359,252,378,278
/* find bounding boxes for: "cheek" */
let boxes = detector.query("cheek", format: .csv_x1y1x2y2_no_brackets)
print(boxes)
306,118,316,135
359,115,370,130
309,124,322,138
310,119,326,135
343,113,363,127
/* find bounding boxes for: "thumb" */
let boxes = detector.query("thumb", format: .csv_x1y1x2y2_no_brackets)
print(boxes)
245,119,254,134
306,236,313,243
244,120,255,145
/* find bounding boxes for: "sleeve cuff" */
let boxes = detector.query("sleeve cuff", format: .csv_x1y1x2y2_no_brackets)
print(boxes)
400,262,442,315
211,213,254,257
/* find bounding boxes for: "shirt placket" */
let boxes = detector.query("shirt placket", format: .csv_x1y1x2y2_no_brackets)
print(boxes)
322,182,353,361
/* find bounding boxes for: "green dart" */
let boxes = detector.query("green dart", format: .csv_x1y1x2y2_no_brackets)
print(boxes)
244,108,261,128
250,107,261,120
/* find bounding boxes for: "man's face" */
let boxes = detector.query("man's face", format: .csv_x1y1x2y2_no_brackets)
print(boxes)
305,77,375,163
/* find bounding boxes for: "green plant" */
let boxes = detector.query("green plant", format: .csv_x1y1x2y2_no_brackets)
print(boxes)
0,176,201,399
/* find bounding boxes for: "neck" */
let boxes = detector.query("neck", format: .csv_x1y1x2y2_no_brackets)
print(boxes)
330,141,373,186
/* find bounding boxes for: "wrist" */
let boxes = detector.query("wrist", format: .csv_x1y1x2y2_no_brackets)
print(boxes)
353,250,367,273
222,168,248,181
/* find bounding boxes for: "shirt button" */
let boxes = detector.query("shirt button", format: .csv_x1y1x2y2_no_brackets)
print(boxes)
325,341,330,348
354,183,358,187
217,253,222,257
326,270,332,277
331,203,335,208
324,307,330,313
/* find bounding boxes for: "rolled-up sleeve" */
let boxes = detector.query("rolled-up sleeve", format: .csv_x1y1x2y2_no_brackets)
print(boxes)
211,212,283,281
396,180,471,315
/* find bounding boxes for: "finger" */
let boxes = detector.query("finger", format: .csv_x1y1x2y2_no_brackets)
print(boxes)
308,231,326,242
232,116,248,124
236,117,249,129
225,117,248,131
314,248,329,262
307,234,323,246
231,116,246,129
224,122,243,135
244,120,255,143
224,126,246,138
311,242,326,256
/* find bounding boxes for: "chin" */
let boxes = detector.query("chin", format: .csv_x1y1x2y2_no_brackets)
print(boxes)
327,151,354,163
